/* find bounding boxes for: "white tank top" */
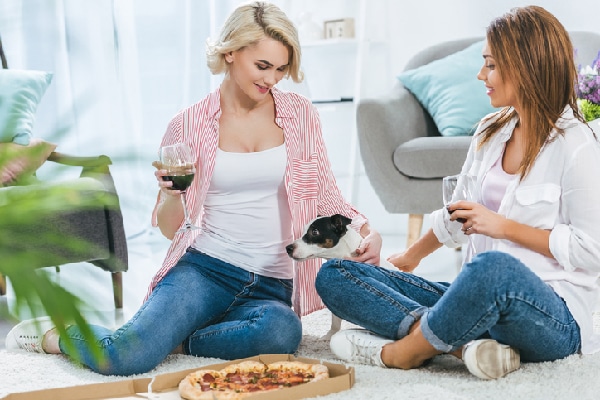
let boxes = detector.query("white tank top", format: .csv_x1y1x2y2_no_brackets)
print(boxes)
481,148,518,212
192,144,294,279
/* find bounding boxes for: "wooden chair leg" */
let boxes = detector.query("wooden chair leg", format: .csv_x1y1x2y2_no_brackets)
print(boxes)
0,273,6,296
111,272,123,309
406,213,424,248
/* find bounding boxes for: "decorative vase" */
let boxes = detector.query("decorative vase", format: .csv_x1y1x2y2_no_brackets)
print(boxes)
297,12,322,42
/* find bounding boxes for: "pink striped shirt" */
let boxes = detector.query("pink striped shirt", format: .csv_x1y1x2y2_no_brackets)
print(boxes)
149,87,366,316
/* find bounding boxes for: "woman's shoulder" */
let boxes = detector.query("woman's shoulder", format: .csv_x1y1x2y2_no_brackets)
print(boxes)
172,90,220,122
272,87,314,111
163,91,220,140
563,124,599,150
555,109,598,142
547,116,600,161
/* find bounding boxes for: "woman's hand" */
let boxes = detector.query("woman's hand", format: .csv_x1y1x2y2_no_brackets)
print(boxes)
387,251,419,273
152,160,185,239
450,200,553,258
449,200,508,239
387,228,443,273
152,161,182,196
351,229,384,266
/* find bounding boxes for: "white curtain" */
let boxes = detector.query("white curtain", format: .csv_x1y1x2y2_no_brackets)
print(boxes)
0,0,212,239
0,0,222,319
0,0,312,318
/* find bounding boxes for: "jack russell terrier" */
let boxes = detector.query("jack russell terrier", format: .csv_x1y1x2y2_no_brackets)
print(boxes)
285,214,396,338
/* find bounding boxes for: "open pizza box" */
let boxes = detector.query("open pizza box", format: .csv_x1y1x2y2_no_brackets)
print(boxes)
1,354,355,400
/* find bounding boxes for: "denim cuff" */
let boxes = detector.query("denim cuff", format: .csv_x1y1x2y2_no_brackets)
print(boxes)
396,306,427,339
420,310,455,353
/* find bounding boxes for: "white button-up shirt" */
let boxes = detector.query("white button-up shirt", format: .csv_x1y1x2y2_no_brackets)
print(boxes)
432,107,600,354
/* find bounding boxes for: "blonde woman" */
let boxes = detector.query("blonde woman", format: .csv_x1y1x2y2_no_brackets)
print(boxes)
6,1,384,375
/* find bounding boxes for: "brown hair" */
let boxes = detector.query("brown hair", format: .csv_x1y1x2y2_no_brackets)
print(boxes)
206,1,303,83
478,6,585,179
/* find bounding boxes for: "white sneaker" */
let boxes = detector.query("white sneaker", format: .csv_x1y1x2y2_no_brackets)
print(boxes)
5,317,55,353
462,339,520,379
330,328,393,367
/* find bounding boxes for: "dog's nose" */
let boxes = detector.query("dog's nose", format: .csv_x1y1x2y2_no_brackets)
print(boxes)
285,244,294,256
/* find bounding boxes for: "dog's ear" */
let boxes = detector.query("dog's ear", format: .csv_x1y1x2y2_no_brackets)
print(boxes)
330,214,351,234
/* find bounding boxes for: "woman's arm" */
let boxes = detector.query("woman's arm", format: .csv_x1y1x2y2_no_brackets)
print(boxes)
151,115,186,240
450,201,553,258
549,132,600,272
387,228,443,272
497,218,552,258
156,194,185,240
297,99,381,263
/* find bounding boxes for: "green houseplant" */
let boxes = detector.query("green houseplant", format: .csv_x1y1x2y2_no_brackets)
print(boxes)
0,151,111,361
0,35,123,365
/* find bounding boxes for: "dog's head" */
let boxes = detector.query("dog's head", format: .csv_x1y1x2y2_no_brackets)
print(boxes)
285,214,359,261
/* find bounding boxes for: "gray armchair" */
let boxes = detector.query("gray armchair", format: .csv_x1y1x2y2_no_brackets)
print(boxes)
0,153,129,309
357,31,600,247
0,36,128,309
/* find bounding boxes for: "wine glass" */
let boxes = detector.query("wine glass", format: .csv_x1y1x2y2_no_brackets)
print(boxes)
442,174,478,254
159,143,199,233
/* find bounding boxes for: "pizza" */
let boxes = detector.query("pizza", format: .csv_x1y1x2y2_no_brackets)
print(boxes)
178,360,329,400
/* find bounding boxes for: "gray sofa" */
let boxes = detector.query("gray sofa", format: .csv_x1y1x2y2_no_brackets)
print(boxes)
357,31,600,246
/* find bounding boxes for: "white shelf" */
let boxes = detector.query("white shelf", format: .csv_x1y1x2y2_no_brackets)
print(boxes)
286,0,389,201
301,38,358,48
302,38,386,49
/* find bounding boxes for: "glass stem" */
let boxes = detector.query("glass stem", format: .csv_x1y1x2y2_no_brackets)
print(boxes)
469,237,477,257
180,191,192,228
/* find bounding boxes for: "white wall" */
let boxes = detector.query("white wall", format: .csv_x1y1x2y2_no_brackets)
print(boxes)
386,0,600,88
269,0,600,235
268,0,600,99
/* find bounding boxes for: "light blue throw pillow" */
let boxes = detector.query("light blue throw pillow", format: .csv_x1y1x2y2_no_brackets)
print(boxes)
398,41,498,136
0,69,53,145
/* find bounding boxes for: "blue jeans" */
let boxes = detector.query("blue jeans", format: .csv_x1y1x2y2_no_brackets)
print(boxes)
59,248,302,375
315,250,580,362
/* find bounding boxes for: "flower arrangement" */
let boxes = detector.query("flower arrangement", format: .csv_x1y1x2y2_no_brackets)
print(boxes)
576,51,600,122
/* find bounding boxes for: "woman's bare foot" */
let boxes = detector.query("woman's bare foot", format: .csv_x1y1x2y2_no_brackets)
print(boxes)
42,327,62,354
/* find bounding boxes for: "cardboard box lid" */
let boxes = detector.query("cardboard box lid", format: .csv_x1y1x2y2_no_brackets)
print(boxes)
2,354,354,400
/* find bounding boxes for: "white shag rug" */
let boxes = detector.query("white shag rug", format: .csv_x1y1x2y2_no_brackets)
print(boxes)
2,308,600,400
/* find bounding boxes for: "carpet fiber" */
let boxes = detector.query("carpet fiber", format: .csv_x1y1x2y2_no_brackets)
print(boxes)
2,308,600,399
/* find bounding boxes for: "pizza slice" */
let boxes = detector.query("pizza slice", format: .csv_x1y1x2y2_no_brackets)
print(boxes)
265,361,329,385
179,369,239,400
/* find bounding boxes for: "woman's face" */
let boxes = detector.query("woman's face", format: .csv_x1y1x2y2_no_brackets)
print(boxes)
477,41,517,109
225,36,289,102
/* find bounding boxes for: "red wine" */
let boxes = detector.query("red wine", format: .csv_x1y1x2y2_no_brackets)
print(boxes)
446,207,467,223
162,173,195,191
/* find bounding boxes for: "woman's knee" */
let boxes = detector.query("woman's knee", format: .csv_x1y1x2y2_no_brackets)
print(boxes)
315,259,352,296
315,260,334,294
462,251,527,285
257,308,302,354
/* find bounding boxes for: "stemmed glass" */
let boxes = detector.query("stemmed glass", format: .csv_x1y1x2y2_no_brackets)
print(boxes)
159,143,200,233
442,174,478,255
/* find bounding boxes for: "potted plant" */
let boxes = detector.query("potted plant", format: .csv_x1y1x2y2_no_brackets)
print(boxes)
576,51,600,122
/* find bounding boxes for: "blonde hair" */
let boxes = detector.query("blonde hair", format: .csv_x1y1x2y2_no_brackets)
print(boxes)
478,6,586,179
206,1,303,83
